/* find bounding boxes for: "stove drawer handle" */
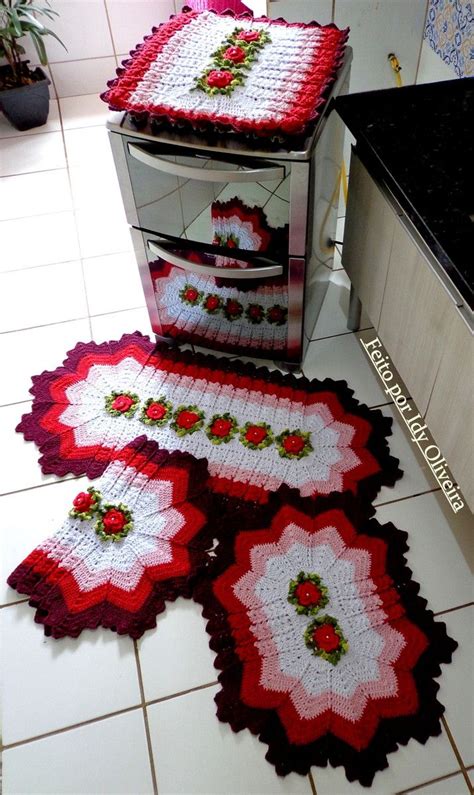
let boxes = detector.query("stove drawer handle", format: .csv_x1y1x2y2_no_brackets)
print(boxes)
147,240,283,279
128,143,285,183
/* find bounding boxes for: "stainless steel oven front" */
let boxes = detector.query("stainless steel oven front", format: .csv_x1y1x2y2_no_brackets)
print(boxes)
107,48,351,363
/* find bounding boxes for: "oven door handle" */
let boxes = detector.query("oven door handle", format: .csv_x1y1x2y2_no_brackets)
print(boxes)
128,143,285,183
147,240,283,279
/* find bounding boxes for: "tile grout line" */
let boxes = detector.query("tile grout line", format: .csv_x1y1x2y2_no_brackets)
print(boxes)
434,603,474,617
396,766,471,794
309,324,374,344
373,486,440,509
441,716,472,790
0,304,145,336
2,703,143,750
145,680,218,709
308,768,318,795
133,640,159,795
0,474,84,499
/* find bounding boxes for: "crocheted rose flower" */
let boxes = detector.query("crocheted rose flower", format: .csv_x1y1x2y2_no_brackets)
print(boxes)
8,438,211,639
69,487,101,520
266,305,287,326
223,45,246,64
224,298,243,320
73,491,95,513
277,430,313,460
171,405,205,436
288,571,328,615
105,391,140,418
180,284,202,306
140,397,172,427
246,304,264,324
236,29,261,43
304,615,348,665
206,69,234,89
203,294,222,314
206,413,238,445
240,422,273,451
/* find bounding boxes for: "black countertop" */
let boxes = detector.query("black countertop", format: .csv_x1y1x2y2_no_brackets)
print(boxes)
334,78,474,310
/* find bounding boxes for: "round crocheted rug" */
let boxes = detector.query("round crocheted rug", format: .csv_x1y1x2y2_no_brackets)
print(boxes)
8,437,212,638
17,333,402,504
195,490,457,787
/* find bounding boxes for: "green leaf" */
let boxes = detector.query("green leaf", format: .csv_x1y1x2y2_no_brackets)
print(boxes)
9,9,23,37
43,26,67,51
29,27,47,64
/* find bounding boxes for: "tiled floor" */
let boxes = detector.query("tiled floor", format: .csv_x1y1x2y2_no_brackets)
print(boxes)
1,95,472,795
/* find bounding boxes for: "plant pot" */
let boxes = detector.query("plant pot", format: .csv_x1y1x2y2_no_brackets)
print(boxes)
0,64,51,131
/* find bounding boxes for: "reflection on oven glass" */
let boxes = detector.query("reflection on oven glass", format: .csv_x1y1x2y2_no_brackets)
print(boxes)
151,259,289,355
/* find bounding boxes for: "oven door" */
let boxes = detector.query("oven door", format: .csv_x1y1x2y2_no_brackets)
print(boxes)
136,231,292,358
116,135,291,263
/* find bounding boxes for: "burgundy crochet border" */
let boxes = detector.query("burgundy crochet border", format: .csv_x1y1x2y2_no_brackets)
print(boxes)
16,332,402,505
100,8,349,140
194,490,458,787
7,437,216,639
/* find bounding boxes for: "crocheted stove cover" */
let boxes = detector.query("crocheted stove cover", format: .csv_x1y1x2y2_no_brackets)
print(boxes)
152,261,288,352
101,9,348,138
17,333,401,504
7,437,211,639
195,493,457,786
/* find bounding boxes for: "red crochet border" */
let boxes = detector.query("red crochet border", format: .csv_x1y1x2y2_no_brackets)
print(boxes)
101,8,349,138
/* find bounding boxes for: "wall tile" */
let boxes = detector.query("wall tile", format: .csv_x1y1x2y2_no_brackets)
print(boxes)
268,0,332,24
335,0,427,93
51,56,117,98
106,0,175,55
40,0,114,62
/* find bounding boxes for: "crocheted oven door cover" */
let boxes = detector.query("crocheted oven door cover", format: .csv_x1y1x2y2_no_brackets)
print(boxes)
8,437,212,639
101,9,349,137
17,333,402,504
195,493,457,786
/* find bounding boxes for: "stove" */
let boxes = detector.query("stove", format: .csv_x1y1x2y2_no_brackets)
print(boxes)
106,48,351,364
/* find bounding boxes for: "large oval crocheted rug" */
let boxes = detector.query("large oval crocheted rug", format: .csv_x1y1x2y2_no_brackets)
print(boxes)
9,333,457,788
17,332,401,503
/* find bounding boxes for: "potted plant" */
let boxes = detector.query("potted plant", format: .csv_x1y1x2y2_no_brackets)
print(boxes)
0,0,66,130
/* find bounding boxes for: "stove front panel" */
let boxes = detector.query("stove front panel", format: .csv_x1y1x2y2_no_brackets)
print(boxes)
115,135,292,263
131,229,303,360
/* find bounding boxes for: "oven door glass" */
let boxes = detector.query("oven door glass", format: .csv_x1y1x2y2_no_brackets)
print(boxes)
123,137,290,262
144,235,289,357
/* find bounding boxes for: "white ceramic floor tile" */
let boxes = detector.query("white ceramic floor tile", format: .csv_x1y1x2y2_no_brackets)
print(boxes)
69,163,123,210
59,94,111,130
138,600,217,702
64,124,115,168
83,252,145,315
373,403,435,505
1,476,87,605
0,212,80,272
0,403,74,495
312,730,458,795
1,601,141,743
0,100,61,139
51,56,117,99
408,773,471,794
375,492,473,614
302,333,388,407
0,131,66,177
309,270,371,340
90,307,152,343
148,684,312,795
75,203,132,258
3,709,154,795
437,607,474,767
0,318,90,406
0,169,72,220
0,260,88,332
